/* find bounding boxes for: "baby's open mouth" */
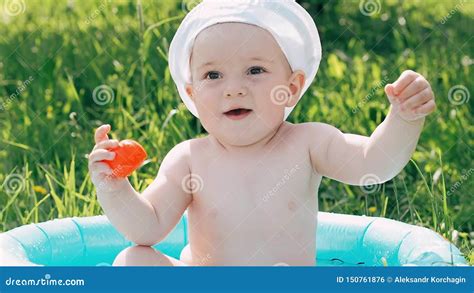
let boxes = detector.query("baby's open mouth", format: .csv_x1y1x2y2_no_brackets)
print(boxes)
223,108,253,120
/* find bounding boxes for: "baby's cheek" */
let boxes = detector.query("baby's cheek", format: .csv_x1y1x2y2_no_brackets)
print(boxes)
256,105,285,130
261,91,286,117
195,101,221,128
195,93,217,113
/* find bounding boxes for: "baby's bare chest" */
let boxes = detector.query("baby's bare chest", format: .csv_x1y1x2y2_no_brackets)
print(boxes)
188,143,322,225
186,147,322,262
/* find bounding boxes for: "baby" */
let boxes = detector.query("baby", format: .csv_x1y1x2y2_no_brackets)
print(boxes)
88,0,436,266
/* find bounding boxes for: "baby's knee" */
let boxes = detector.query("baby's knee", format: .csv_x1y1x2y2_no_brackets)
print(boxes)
112,245,166,266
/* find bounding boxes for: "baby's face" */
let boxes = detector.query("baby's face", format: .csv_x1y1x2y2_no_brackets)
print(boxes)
185,22,305,148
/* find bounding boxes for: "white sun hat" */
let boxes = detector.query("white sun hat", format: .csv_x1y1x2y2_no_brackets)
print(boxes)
168,0,322,120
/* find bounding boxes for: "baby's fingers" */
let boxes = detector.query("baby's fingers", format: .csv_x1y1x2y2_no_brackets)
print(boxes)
94,124,111,144
392,70,418,95
89,162,113,175
413,99,436,115
385,84,399,105
93,139,120,151
88,149,116,163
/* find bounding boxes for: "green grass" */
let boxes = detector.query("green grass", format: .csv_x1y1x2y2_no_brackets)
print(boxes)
0,0,472,264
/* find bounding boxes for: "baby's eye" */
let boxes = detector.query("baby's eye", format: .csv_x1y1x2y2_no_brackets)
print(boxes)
248,66,266,75
204,71,221,80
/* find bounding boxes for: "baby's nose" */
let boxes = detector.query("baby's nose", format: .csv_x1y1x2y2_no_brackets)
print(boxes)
226,91,244,97
224,87,248,98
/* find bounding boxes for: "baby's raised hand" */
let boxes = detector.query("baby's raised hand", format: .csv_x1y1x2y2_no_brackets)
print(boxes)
384,70,436,122
88,124,128,193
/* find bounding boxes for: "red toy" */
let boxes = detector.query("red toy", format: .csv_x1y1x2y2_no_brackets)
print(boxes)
102,139,147,178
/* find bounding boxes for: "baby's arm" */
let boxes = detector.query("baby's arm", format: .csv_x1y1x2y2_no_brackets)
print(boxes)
308,70,435,185
307,106,424,184
97,140,192,246
140,141,193,243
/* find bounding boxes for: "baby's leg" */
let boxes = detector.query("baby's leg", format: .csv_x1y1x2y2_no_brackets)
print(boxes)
112,245,187,266
179,244,193,264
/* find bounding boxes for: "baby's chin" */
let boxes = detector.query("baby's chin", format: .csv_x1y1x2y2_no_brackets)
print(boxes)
198,109,285,147
209,122,283,148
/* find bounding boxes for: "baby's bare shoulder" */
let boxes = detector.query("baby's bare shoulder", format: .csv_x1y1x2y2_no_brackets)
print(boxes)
290,122,339,143
157,137,212,181
158,140,190,174
164,136,211,162
164,137,203,160
292,122,344,173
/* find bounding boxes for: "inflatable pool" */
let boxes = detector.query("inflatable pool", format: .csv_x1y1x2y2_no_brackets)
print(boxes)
0,212,467,266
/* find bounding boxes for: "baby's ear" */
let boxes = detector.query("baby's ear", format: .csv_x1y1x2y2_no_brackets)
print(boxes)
286,70,305,107
185,84,194,101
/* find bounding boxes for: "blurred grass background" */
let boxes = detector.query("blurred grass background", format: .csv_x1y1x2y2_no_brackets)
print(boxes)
0,0,472,264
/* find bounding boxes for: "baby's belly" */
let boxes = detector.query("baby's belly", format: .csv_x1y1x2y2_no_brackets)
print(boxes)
187,195,318,266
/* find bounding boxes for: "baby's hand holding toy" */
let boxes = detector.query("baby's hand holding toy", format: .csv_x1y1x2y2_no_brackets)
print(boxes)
102,139,147,178
385,70,436,122
88,124,147,193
